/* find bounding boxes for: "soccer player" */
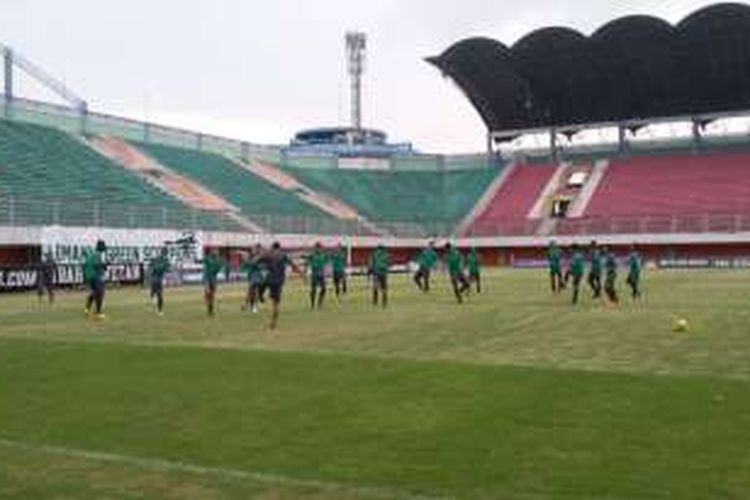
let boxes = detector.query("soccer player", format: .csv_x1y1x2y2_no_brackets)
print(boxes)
148,247,170,315
466,246,482,293
307,242,329,310
368,244,391,308
626,245,643,300
331,243,348,297
588,240,603,299
548,240,564,293
259,241,304,330
413,241,438,292
37,252,56,306
445,243,470,304
569,243,585,305
603,246,619,304
84,240,108,320
241,246,265,313
202,249,226,317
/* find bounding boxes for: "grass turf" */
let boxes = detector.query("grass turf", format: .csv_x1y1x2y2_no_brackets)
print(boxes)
1,269,750,498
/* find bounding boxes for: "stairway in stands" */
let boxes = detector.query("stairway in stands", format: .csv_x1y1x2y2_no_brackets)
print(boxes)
88,136,261,232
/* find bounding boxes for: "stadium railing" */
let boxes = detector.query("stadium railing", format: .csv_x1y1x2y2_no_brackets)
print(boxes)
0,196,455,236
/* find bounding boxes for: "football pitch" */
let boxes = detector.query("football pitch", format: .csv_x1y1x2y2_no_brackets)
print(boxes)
2,269,750,499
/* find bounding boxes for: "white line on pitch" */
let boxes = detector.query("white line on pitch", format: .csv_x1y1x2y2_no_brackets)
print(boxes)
0,436,452,500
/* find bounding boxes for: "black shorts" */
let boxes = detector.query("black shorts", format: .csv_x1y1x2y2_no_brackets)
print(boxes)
373,273,387,290
150,279,164,296
268,280,284,303
311,273,326,289
333,271,346,282
204,280,217,294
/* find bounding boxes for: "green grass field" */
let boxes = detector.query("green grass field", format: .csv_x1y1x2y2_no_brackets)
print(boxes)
2,269,750,499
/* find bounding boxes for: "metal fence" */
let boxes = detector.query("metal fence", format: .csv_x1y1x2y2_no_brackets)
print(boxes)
0,196,463,237
466,214,750,238
0,96,283,163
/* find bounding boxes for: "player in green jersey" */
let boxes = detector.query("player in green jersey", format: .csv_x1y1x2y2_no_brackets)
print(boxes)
588,241,603,299
413,241,439,292
83,240,108,320
445,243,470,304
368,244,391,308
148,247,171,315
626,245,643,300
241,245,266,313
331,243,348,297
307,242,329,310
466,247,482,293
603,246,619,304
202,249,226,317
548,240,564,293
569,244,585,305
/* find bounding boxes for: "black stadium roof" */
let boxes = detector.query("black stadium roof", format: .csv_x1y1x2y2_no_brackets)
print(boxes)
428,3,750,135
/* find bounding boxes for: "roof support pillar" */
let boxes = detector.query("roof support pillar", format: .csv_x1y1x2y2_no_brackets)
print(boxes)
692,118,703,152
550,128,558,163
617,123,628,156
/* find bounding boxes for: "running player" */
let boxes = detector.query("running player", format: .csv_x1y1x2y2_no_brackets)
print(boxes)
259,242,304,329
548,240,564,293
331,243,348,297
588,241,603,299
148,247,170,315
368,244,391,308
307,242,329,310
84,240,108,320
445,243,470,304
466,246,482,293
202,249,226,317
626,245,643,300
603,246,619,304
570,243,585,305
241,246,265,313
413,241,438,292
37,252,56,306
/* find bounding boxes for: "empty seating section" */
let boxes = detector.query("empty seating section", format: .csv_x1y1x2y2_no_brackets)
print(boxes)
281,166,497,233
468,165,555,236
136,143,337,233
586,152,750,217
0,120,232,229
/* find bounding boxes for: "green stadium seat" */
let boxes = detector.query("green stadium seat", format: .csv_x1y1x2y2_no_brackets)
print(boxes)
0,119,236,230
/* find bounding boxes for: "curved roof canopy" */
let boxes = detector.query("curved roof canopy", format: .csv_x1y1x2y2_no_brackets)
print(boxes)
428,3,750,133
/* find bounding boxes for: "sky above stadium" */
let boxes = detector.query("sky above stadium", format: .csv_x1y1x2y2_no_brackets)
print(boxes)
0,0,726,152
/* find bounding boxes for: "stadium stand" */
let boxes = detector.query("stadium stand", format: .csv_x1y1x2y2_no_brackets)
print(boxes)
280,163,498,236
466,164,555,236
0,119,235,230
133,141,350,234
552,151,750,236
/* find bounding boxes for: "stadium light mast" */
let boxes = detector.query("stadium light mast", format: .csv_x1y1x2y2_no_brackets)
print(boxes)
345,31,366,132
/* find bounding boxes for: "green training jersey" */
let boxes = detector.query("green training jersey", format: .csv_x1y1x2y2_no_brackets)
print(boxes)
241,258,264,283
466,250,481,274
369,248,391,276
604,253,617,275
628,253,642,277
548,245,562,272
419,248,439,270
331,250,347,274
149,255,170,282
308,251,328,276
571,251,585,277
83,251,106,283
590,249,603,274
203,254,224,283
446,248,463,275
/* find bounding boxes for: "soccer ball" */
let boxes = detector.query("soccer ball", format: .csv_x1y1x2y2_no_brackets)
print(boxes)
673,318,689,332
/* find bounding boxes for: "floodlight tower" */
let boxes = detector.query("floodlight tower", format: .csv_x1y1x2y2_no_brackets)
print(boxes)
345,31,366,132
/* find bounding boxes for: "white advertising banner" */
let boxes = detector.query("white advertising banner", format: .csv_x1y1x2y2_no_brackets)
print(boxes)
40,226,204,264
